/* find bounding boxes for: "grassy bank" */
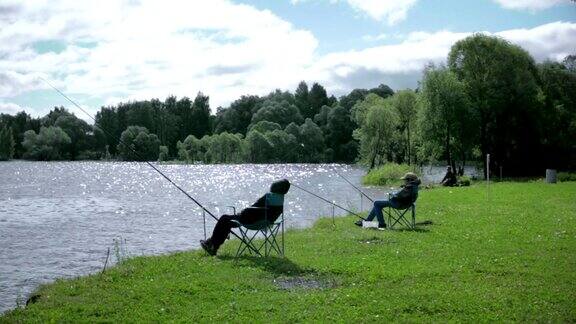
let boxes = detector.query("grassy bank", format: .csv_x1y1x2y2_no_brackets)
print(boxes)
363,163,420,186
2,181,575,322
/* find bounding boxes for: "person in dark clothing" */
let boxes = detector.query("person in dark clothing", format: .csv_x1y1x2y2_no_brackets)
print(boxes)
355,172,421,228
200,179,290,256
441,166,457,187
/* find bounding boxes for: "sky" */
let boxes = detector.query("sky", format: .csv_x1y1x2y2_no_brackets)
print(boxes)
0,0,575,119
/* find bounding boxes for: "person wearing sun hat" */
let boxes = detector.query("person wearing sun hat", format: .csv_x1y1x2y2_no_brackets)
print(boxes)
355,172,421,229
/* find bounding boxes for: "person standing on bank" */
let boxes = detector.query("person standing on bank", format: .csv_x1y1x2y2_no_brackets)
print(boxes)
355,172,421,229
200,179,290,256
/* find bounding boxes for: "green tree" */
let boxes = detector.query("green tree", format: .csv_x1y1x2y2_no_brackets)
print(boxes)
265,130,298,162
299,118,325,163
264,89,295,106
352,94,398,169
294,81,310,118
117,126,161,161
393,90,418,165
448,34,542,176
0,126,15,160
308,83,329,119
22,126,71,160
340,89,369,112
246,130,274,163
538,60,576,169
248,120,282,134
204,132,244,163
251,100,303,128
284,122,304,160
418,67,474,170
95,107,120,154
158,145,169,162
191,92,211,138
177,135,202,162
54,114,92,159
369,84,394,99
326,105,356,162
214,95,262,135
1,111,40,158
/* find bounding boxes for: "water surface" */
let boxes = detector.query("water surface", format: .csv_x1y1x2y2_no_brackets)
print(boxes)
0,161,478,313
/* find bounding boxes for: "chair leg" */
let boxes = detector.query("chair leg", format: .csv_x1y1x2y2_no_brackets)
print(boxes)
267,225,282,255
235,222,285,259
388,207,415,229
235,228,262,259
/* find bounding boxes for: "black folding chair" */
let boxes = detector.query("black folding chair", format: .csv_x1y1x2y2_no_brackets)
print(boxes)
231,212,285,258
384,203,416,229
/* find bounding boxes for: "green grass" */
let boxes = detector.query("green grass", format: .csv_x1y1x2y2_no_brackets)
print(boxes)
2,182,575,322
363,163,421,186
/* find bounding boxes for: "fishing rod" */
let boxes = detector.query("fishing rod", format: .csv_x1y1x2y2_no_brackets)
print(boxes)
291,182,366,220
336,171,374,203
39,77,252,247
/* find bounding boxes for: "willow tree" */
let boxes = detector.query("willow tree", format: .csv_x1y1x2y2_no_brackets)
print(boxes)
392,90,418,165
418,66,475,171
352,94,398,169
117,126,160,161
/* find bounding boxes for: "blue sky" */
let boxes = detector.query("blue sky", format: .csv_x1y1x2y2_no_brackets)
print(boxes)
0,0,574,119
244,0,575,53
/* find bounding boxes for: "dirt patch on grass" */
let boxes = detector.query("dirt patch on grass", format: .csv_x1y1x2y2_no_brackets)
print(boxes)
274,276,334,290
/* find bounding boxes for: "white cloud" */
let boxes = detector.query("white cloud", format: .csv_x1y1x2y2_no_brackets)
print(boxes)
497,21,576,61
0,0,574,116
0,71,43,97
362,33,388,42
291,0,417,24
493,0,570,10
0,102,25,115
345,0,418,24
0,0,318,110
311,22,576,93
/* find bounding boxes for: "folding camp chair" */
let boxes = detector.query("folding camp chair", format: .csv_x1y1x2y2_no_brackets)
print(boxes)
231,211,285,258
384,203,416,229
382,191,417,229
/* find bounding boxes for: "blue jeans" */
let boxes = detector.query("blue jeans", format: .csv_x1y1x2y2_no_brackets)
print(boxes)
366,200,398,226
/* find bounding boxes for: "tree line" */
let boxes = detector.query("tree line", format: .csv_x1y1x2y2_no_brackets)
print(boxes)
1,34,575,176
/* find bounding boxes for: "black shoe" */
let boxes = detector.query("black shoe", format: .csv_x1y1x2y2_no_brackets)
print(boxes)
378,223,387,229
200,239,216,256
354,220,363,227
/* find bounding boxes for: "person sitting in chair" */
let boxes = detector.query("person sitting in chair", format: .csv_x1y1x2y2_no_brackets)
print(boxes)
355,172,421,229
200,179,290,256
441,166,457,187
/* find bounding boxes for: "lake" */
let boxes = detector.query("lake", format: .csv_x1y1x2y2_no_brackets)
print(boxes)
0,161,478,313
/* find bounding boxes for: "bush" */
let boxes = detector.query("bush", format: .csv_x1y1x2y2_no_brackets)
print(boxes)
158,146,169,162
458,175,471,186
363,163,420,186
22,126,71,160
558,172,576,182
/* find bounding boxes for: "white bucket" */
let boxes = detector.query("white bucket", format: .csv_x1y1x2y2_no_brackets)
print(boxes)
362,221,380,228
